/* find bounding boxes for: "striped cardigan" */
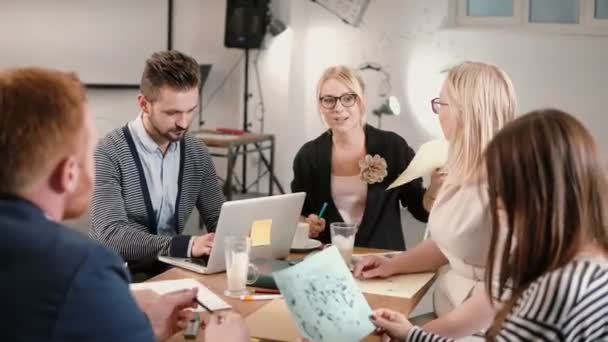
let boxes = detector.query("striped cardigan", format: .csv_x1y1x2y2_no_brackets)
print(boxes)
89,126,225,262
407,256,608,341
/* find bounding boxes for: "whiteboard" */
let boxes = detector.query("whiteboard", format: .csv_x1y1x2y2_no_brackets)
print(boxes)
0,0,168,85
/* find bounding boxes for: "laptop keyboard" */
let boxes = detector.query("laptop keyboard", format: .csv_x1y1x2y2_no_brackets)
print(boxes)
188,256,209,267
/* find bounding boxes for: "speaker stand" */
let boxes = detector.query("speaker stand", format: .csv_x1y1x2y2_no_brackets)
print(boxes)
241,48,250,193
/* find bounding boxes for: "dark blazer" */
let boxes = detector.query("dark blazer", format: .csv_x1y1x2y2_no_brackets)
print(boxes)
291,125,428,250
0,197,154,342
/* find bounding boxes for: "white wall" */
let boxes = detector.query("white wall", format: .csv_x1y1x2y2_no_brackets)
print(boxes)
85,0,244,186
3,0,606,182
4,1,608,234
270,0,608,150
1,0,242,232
253,0,608,245
0,0,244,138
0,0,168,85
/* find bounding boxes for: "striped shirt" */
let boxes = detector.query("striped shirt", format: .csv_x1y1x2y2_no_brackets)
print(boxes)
408,256,608,342
89,126,225,262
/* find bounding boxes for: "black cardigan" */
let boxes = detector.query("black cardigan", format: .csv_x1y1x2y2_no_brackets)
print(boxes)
291,125,429,251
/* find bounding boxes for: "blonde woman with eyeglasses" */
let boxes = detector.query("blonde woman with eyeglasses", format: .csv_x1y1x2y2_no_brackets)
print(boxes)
291,65,444,250
371,109,608,341
354,61,517,338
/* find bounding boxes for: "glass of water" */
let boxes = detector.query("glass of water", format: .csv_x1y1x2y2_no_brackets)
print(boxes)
330,222,357,267
224,235,259,297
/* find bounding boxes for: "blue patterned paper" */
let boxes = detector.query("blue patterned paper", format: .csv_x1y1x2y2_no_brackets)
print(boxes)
273,246,374,342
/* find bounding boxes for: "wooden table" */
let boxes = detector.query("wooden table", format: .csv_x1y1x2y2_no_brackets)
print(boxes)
192,129,285,200
153,247,435,341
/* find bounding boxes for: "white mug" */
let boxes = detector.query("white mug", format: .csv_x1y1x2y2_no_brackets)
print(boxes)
291,222,310,247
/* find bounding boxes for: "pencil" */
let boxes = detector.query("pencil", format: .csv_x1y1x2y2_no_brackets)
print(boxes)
240,294,282,301
195,297,214,313
318,202,328,219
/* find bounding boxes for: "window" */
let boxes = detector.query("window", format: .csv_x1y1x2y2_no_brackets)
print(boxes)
529,0,579,23
467,0,514,16
455,0,523,25
453,0,608,33
584,0,608,26
596,0,608,19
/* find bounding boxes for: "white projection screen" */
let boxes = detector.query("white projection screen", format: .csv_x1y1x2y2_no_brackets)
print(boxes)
0,0,169,86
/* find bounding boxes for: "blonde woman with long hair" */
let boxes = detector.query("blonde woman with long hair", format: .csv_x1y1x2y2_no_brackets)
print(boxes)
291,66,443,250
371,109,608,341
354,61,517,337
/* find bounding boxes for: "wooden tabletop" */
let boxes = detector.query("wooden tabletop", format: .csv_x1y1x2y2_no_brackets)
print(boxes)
154,247,435,341
191,129,274,148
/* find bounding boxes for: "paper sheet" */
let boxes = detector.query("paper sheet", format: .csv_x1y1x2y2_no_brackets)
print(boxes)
273,246,375,342
250,219,272,247
387,139,449,190
130,278,231,312
356,273,435,299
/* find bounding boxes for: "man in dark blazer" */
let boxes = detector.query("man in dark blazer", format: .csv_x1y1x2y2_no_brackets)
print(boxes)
0,68,201,341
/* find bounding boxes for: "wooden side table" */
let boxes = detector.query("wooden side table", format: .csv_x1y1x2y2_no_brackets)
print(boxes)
192,129,285,200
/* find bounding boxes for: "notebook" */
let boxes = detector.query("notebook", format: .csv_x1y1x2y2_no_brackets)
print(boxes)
130,278,231,311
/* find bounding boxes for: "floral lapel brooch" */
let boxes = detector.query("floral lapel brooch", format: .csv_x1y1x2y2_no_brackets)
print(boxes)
358,154,388,184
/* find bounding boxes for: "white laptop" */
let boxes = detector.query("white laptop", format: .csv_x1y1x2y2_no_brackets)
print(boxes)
158,192,306,274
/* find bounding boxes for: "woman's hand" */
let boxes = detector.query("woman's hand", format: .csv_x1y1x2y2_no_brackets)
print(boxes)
353,255,394,279
423,168,447,211
370,308,414,340
305,214,326,238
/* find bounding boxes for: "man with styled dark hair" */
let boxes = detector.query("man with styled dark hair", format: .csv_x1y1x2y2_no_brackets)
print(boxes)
0,67,199,341
90,50,225,278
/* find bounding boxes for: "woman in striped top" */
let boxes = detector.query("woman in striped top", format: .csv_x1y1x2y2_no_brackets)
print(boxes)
371,109,608,341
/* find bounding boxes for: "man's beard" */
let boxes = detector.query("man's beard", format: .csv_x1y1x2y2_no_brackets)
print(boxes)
148,116,188,142
164,127,187,142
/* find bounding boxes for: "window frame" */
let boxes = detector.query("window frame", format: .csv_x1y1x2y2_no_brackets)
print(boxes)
452,0,608,34
581,0,608,27
522,0,581,32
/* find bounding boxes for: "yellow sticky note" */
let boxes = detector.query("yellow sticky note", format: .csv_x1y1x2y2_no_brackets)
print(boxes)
250,219,272,247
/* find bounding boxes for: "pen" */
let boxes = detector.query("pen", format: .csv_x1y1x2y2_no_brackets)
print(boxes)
318,202,328,219
240,294,283,301
195,297,214,313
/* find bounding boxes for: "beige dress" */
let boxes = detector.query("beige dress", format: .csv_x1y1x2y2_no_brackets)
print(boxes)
428,182,491,317
331,175,367,225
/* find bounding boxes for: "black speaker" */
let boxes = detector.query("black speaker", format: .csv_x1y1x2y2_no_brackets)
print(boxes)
224,0,269,49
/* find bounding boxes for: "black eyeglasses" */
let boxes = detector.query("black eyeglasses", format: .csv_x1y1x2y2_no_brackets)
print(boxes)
431,97,448,114
319,93,358,109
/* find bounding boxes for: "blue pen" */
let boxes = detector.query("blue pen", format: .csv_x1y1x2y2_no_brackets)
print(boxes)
318,202,328,219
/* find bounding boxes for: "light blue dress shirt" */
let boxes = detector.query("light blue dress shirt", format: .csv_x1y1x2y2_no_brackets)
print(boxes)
128,114,180,237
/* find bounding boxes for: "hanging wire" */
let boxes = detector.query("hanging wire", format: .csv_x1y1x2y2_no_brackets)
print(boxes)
253,50,266,132
252,50,267,193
